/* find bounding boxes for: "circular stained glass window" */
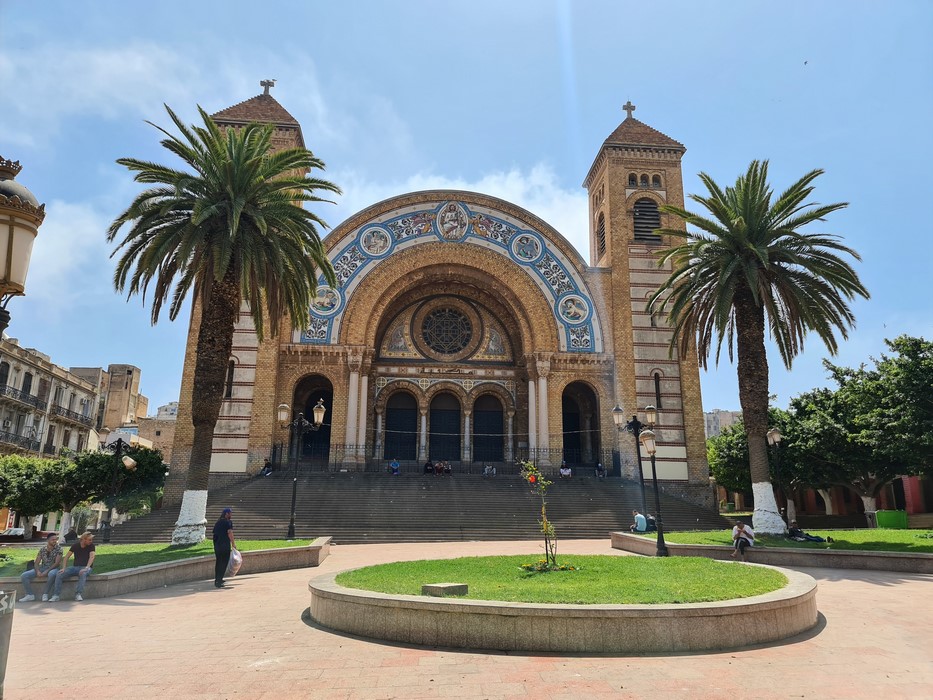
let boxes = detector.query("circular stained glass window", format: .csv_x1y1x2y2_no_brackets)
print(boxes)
422,308,472,354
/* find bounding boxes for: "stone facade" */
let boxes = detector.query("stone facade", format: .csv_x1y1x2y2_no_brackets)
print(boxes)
166,92,712,509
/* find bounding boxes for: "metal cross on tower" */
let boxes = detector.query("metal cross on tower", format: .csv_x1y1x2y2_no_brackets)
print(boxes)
260,79,276,95
622,100,636,119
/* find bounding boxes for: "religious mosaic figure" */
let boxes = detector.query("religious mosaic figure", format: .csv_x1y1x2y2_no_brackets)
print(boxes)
560,296,587,322
311,287,340,315
361,227,390,255
437,203,468,240
387,325,408,352
486,328,505,355
514,234,540,261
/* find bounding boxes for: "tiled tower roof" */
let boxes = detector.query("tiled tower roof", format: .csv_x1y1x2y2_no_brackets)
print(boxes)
603,117,684,151
211,93,300,127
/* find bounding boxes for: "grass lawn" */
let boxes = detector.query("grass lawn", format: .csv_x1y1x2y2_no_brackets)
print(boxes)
0,539,314,577
335,555,787,605
644,529,933,554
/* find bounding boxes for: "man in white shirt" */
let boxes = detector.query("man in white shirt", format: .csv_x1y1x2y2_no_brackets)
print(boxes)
732,521,755,561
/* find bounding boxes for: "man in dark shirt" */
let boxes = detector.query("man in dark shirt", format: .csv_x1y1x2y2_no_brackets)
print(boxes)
212,507,235,588
52,532,96,602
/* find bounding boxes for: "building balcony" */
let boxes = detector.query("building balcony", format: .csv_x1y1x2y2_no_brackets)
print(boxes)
50,405,94,427
0,430,41,453
0,384,47,411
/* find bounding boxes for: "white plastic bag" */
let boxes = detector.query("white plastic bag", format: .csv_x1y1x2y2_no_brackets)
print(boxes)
225,548,243,578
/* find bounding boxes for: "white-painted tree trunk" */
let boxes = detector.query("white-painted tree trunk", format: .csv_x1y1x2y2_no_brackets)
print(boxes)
817,489,834,515
860,495,878,528
785,497,797,525
58,511,73,537
752,481,786,534
172,490,209,544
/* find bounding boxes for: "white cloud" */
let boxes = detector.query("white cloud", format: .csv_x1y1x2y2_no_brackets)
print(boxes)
328,163,591,261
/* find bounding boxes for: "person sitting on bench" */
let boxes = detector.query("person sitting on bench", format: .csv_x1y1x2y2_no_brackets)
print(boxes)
629,510,647,533
732,521,755,561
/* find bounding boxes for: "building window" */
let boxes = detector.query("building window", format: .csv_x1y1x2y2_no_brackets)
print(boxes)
21,372,32,396
652,175,662,188
422,308,472,354
639,174,649,187
628,173,637,187
155,430,161,437
0,362,8,387
633,198,662,242
595,213,606,259
224,360,236,399
654,372,663,409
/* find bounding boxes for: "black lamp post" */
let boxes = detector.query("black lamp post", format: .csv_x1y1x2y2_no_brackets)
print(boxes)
99,437,137,543
638,428,669,557
767,427,785,522
611,404,656,515
277,399,326,539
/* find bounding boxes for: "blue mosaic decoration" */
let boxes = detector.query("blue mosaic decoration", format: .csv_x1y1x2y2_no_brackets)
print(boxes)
302,201,602,352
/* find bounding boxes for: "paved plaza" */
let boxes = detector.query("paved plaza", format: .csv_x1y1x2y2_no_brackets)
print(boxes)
5,539,932,699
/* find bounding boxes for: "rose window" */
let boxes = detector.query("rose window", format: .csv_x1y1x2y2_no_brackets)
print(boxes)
421,308,472,354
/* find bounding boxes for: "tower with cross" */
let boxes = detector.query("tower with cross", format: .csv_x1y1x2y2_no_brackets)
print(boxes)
623,100,636,119
260,79,276,95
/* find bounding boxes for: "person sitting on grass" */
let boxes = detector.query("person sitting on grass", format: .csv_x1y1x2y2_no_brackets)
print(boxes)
788,520,831,543
731,521,755,561
19,533,62,602
629,510,647,533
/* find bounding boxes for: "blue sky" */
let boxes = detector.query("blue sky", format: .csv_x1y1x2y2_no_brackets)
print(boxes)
2,1,931,416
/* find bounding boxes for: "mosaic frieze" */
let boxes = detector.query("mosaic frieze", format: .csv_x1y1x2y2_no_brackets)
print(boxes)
375,376,516,399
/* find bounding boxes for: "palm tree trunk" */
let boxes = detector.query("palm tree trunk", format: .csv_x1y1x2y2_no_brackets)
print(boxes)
734,291,785,534
172,267,242,544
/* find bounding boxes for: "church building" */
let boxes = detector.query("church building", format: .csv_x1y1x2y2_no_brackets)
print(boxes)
165,88,712,510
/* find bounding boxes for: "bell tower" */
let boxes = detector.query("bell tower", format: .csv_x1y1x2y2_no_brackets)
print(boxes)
582,103,710,506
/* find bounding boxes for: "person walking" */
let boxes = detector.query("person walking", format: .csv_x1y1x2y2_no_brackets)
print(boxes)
52,532,96,601
19,533,63,602
212,507,235,588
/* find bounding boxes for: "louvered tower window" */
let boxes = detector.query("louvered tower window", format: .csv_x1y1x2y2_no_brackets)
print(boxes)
628,173,637,187
633,198,662,242
595,213,606,258
652,175,662,188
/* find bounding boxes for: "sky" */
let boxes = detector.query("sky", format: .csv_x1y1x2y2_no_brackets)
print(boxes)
2,0,932,416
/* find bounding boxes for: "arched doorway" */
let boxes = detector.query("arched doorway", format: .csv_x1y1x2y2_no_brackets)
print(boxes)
384,391,418,460
291,375,333,463
561,382,600,467
429,392,461,461
472,394,503,462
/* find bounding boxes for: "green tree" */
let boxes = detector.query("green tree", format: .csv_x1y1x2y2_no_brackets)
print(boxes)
108,106,340,543
649,160,868,533
0,455,59,538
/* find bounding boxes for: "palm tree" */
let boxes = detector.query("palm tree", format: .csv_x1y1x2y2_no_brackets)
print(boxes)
108,105,339,543
649,160,868,534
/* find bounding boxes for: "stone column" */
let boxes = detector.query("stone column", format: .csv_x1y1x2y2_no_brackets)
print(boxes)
527,378,537,458
374,409,383,459
582,414,593,462
462,410,471,464
418,409,428,462
356,373,369,456
536,357,551,466
344,352,362,460
505,410,514,462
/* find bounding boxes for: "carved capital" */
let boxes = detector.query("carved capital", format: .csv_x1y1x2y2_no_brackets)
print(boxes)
347,351,363,373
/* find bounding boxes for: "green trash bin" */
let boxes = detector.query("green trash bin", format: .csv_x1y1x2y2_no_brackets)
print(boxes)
875,510,908,529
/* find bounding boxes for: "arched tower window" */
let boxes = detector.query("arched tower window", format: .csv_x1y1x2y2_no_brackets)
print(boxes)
639,174,649,187
628,173,637,187
595,213,606,259
652,175,662,188
224,360,235,399
633,198,662,242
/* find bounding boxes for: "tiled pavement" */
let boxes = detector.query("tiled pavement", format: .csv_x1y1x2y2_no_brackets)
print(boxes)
5,539,932,699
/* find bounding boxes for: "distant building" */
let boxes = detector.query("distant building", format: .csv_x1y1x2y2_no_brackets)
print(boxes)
704,409,742,439
138,402,178,464
71,364,149,432
0,337,98,457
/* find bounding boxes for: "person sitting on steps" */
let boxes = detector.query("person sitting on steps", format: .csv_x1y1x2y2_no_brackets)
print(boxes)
595,462,605,480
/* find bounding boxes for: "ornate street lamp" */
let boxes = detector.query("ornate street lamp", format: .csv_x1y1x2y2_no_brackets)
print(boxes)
767,427,785,521
277,399,326,539
0,157,44,335
99,437,138,543
611,404,656,514
638,428,669,557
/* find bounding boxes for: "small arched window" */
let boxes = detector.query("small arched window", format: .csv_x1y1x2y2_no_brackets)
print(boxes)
654,372,663,409
595,213,607,259
21,372,33,396
633,198,662,242
652,175,662,188
639,174,649,187
224,360,236,399
0,362,9,387
628,173,637,187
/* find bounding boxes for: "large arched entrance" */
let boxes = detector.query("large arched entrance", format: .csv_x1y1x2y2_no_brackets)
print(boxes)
429,392,461,461
291,375,333,463
561,382,600,467
384,391,418,460
472,394,504,462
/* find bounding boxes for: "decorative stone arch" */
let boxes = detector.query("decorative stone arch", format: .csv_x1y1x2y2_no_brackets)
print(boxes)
374,379,423,413
287,373,335,463
423,380,470,411
560,379,603,466
467,381,515,413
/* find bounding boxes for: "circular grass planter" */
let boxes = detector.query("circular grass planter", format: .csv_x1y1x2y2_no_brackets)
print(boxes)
309,555,818,654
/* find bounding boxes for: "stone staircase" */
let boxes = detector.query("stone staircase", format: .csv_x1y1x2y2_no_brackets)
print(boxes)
110,473,729,544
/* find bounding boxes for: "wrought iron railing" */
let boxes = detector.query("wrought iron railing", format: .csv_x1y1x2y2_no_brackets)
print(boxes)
0,384,47,410
50,405,94,427
0,430,40,452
